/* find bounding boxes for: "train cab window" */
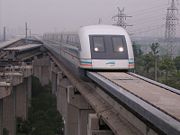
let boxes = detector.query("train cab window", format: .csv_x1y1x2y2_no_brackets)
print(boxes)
112,36,125,52
93,36,105,52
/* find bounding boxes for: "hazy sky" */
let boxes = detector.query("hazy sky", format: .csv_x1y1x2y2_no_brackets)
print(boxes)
0,0,179,37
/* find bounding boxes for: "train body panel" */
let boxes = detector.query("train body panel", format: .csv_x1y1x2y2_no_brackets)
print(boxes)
79,59,129,69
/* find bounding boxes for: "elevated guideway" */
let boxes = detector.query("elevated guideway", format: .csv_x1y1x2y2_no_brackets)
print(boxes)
0,38,22,49
43,37,180,135
8,36,176,135
3,44,42,52
87,72,180,135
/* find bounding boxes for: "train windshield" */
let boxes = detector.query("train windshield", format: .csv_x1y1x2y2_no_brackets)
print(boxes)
89,35,128,59
112,36,124,52
92,36,105,52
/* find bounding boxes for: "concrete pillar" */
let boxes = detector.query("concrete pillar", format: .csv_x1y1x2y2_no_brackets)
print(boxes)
65,104,79,135
41,65,50,86
57,77,78,135
57,77,67,116
67,86,94,135
0,100,3,135
15,78,28,120
51,72,57,95
78,110,93,135
3,91,16,135
57,72,94,135
87,114,113,135
33,57,50,86
27,77,32,107
33,65,41,79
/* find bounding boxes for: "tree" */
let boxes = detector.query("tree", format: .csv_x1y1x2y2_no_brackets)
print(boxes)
142,53,154,75
132,42,143,57
132,42,144,74
174,56,180,70
159,56,176,82
3,128,9,135
150,43,159,80
28,77,64,135
168,71,180,89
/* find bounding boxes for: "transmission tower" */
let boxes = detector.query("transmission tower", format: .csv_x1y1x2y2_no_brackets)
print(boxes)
165,0,179,56
112,7,132,29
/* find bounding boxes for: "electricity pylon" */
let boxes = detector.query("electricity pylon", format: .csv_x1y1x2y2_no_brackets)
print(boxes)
112,7,132,29
165,0,179,56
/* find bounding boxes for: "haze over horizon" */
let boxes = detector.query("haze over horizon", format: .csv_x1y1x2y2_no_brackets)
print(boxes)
0,0,179,38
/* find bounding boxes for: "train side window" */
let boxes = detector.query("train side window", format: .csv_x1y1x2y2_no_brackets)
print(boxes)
93,36,105,52
112,36,125,52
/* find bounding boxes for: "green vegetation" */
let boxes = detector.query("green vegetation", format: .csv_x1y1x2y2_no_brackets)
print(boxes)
133,42,180,90
3,128,9,135
16,77,64,135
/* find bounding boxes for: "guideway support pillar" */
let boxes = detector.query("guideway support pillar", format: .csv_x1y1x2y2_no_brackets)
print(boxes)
56,72,93,135
0,65,32,135
33,56,50,86
15,77,31,120
2,90,16,135
51,62,59,95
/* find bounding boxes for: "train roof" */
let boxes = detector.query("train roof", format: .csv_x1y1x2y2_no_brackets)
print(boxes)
79,25,128,35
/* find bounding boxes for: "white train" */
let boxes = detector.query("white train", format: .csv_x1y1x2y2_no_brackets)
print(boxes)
44,25,134,71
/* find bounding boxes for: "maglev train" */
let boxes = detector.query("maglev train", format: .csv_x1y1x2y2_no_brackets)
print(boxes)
44,25,134,71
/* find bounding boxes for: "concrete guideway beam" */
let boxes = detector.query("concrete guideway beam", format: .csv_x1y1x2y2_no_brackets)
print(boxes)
0,72,23,86
0,82,12,99
95,87,158,135
67,86,91,109
4,65,33,78
0,65,33,99
87,72,180,135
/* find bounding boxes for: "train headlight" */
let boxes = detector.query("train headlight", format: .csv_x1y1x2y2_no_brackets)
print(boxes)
94,47,99,52
119,47,124,52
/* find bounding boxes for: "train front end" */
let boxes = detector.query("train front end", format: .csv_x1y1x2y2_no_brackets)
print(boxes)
78,25,134,70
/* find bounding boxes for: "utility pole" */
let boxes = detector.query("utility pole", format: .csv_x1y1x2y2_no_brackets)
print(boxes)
29,29,31,37
165,0,179,56
112,7,132,29
98,18,102,24
25,22,28,38
3,26,6,41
